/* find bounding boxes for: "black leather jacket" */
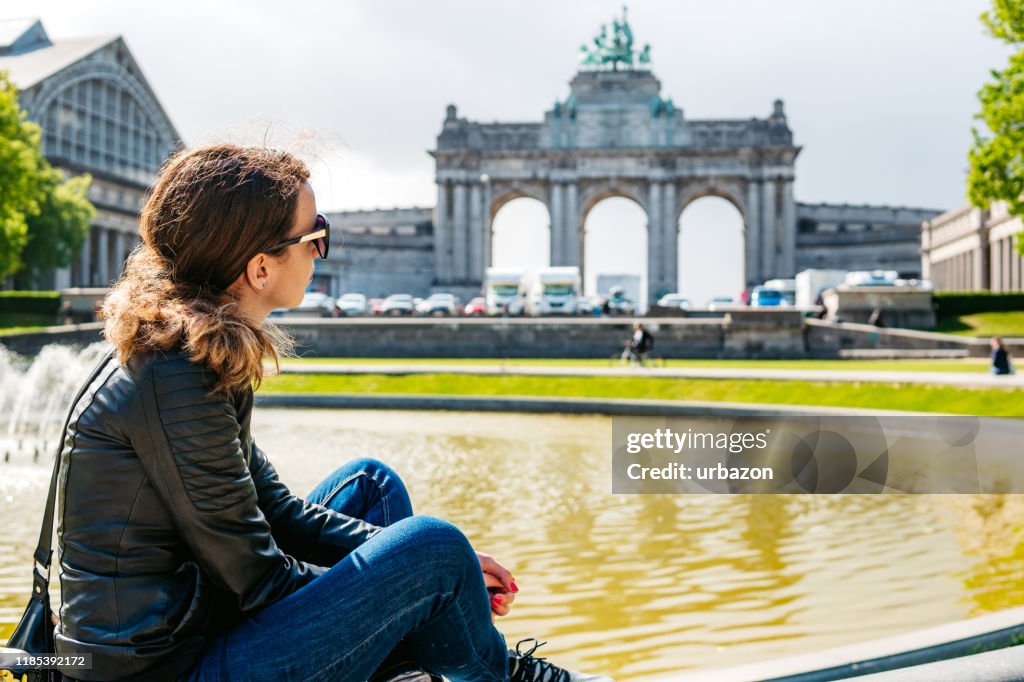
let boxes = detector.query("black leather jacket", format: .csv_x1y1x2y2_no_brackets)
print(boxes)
54,349,380,681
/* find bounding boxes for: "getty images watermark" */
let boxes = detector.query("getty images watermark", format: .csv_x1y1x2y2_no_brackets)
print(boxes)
612,415,1024,494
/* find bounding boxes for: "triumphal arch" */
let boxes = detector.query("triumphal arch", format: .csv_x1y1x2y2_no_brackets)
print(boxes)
430,9,800,302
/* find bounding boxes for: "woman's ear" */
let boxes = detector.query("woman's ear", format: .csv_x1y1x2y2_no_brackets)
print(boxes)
244,253,270,291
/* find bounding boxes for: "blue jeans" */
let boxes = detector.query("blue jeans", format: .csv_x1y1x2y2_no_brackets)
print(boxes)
179,458,509,681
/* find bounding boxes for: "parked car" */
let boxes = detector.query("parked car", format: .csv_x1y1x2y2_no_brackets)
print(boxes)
464,296,487,316
418,293,463,316
750,287,784,307
656,293,691,310
707,296,735,311
380,294,416,316
368,298,385,316
268,291,338,318
575,295,601,316
336,292,368,316
845,270,899,287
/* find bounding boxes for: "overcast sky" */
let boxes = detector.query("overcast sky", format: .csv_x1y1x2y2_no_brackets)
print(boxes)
8,0,1009,304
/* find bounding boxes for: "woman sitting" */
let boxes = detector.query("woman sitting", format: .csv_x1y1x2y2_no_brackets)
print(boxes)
53,144,614,682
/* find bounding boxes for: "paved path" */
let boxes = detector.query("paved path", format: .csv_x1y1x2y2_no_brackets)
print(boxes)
279,362,1024,389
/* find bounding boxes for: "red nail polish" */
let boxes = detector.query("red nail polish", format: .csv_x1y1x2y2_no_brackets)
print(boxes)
510,581,519,593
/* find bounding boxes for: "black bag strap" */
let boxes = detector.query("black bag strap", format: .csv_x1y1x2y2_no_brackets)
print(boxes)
33,350,115,571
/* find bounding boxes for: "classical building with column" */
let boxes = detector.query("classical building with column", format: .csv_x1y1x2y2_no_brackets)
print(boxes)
0,15,958,301
796,203,941,277
0,18,179,289
290,10,953,302
407,11,936,302
320,207,435,298
431,69,801,303
921,201,1023,292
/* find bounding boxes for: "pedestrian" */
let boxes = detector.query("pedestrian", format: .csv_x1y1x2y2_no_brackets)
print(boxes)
991,337,1014,375
60,300,74,325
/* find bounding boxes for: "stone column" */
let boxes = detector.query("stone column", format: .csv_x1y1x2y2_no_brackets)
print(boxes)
761,180,777,280
482,180,492,272
434,181,450,285
1004,239,1013,291
54,267,71,290
565,183,580,268
993,239,1003,292
453,183,468,281
646,181,662,298
96,228,109,287
662,182,678,295
1013,239,1021,290
78,229,92,287
469,183,483,283
780,179,796,277
549,182,564,265
745,180,761,287
974,245,986,291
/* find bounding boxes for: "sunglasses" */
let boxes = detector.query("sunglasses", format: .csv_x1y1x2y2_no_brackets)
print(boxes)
270,213,331,259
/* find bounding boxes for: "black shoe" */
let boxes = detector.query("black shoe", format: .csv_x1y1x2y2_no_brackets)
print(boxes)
508,639,615,682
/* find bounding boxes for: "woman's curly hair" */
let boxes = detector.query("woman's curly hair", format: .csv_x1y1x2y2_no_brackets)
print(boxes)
102,144,309,394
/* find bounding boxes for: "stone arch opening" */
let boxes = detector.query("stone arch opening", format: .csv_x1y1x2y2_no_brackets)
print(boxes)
490,195,551,273
677,195,746,307
583,195,649,311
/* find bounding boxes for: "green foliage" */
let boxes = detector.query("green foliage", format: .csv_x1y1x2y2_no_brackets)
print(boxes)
0,290,61,315
0,71,94,284
982,0,1024,43
0,71,45,278
970,1,1024,257
933,291,1024,317
15,169,94,287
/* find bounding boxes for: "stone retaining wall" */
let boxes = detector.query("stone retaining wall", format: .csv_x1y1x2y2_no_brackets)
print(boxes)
1,317,1017,360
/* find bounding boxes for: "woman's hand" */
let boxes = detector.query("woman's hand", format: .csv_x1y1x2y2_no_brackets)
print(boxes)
477,551,519,621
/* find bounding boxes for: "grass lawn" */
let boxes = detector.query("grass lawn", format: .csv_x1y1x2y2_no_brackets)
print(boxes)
934,311,1024,337
280,356,991,373
260,373,1022,417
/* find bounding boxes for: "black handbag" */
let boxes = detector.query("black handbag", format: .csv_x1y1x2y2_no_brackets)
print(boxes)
3,352,113,682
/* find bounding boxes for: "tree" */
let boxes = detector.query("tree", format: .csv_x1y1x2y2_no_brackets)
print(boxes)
0,71,45,279
968,0,1024,256
14,167,94,288
0,70,94,287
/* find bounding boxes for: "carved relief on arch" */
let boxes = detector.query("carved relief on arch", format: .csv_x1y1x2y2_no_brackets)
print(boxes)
578,180,648,225
488,180,550,220
675,181,748,225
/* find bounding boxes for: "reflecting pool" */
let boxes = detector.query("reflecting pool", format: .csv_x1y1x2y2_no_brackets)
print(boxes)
3,408,1024,680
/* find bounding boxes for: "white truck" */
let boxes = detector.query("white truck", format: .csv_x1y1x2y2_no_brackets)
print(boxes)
795,269,847,308
484,267,527,315
529,266,581,315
